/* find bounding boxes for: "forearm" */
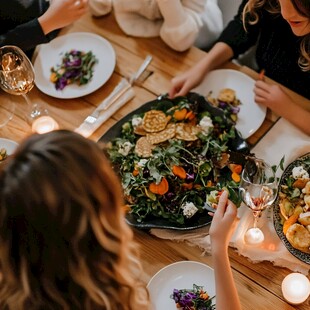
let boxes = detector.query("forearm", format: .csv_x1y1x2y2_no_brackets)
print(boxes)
275,99,310,136
198,42,234,73
0,19,49,52
212,247,241,310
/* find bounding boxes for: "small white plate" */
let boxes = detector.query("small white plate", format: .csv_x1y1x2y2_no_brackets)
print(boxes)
0,138,18,155
33,32,116,99
147,261,215,310
192,69,267,139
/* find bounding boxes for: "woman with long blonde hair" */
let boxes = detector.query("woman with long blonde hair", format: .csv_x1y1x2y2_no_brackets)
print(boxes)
169,0,310,136
0,130,149,309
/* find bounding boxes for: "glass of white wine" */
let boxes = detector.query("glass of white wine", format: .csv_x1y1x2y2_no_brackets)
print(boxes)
0,45,45,123
239,158,278,245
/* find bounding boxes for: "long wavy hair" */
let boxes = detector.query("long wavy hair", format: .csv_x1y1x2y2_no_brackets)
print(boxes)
0,130,150,310
243,0,310,71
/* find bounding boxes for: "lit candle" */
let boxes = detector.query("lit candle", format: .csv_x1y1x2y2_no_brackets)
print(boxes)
282,273,310,305
244,227,265,245
32,116,59,134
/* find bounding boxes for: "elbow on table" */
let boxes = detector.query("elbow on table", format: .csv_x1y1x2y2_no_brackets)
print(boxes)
159,27,198,52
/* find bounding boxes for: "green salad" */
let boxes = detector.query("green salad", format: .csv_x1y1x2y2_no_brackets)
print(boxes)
105,94,244,225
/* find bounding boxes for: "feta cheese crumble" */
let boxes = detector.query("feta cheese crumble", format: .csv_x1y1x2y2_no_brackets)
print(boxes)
132,117,143,128
292,166,309,179
118,141,133,156
181,202,198,219
199,116,214,135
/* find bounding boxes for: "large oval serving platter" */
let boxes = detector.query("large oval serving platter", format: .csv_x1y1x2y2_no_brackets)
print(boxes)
99,93,250,230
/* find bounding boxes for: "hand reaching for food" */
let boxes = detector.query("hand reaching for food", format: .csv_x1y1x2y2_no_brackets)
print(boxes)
39,0,89,35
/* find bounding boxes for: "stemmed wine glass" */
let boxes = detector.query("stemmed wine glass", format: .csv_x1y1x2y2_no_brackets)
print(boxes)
239,157,278,245
0,45,45,123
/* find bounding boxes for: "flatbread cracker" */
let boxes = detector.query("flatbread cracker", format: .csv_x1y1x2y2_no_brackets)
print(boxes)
146,123,176,144
218,88,236,103
142,110,168,133
135,137,155,157
175,123,200,141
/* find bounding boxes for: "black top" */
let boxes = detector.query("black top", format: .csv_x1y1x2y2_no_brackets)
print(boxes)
218,0,310,99
0,0,59,58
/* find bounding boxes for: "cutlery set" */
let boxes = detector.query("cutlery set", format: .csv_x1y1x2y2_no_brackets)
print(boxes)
83,55,152,125
75,55,152,137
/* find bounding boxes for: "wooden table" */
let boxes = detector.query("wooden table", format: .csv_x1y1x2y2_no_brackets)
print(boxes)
1,11,309,310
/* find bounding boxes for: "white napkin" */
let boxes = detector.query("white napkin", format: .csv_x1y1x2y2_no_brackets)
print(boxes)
75,87,135,138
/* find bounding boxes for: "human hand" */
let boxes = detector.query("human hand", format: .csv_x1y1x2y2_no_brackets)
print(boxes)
39,0,89,34
168,64,207,98
254,80,293,115
209,191,238,253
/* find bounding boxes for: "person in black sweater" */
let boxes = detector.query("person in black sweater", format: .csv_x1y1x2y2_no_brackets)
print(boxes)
169,0,310,136
0,0,88,58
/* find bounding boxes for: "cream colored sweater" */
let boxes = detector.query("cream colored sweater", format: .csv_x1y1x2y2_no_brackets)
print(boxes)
89,0,223,51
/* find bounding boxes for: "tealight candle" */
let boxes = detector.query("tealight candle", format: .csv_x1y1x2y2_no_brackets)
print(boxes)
282,273,310,305
244,227,264,245
32,116,59,134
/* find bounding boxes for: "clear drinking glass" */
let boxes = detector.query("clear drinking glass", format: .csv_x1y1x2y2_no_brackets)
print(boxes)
239,158,278,245
0,45,44,123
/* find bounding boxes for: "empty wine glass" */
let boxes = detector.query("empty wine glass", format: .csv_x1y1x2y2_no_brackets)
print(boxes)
239,158,278,245
0,45,44,123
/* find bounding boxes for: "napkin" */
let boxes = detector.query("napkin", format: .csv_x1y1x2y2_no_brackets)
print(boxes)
151,118,310,274
75,87,135,138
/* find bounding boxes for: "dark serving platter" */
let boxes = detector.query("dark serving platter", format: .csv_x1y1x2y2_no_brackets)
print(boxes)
99,92,250,230
273,153,310,264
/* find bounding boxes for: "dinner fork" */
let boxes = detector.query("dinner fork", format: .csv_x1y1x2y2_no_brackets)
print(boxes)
84,55,152,124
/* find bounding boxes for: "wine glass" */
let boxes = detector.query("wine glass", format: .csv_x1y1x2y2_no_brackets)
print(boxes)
239,157,278,245
0,45,43,123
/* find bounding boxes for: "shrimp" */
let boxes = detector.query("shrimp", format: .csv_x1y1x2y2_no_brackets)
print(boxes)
286,223,310,250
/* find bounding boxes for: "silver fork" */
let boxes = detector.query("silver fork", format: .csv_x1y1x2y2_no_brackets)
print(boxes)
84,55,153,124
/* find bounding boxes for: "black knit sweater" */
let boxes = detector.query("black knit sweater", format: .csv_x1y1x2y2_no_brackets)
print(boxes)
0,0,59,58
218,0,310,99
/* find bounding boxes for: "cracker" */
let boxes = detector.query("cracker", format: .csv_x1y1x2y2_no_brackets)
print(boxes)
135,137,155,157
142,110,168,133
175,123,200,141
218,88,236,103
134,125,147,136
146,123,176,144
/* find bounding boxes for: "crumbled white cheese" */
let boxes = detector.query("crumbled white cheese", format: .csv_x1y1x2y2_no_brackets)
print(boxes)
199,116,213,135
182,202,198,219
137,159,148,168
292,166,309,179
118,141,133,156
132,117,143,128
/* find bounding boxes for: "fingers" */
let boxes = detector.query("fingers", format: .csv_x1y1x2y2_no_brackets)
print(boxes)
215,190,229,217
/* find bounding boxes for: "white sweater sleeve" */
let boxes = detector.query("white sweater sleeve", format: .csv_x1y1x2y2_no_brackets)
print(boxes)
156,0,203,52
89,0,112,17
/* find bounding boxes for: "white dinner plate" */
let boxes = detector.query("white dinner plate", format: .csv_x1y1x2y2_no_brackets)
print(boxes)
147,261,215,309
33,32,116,99
192,69,267,139
0,138,18,155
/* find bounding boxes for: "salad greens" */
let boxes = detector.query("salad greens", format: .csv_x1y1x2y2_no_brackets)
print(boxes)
171,284,215,310
106,94,244,225
50,49,97,90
